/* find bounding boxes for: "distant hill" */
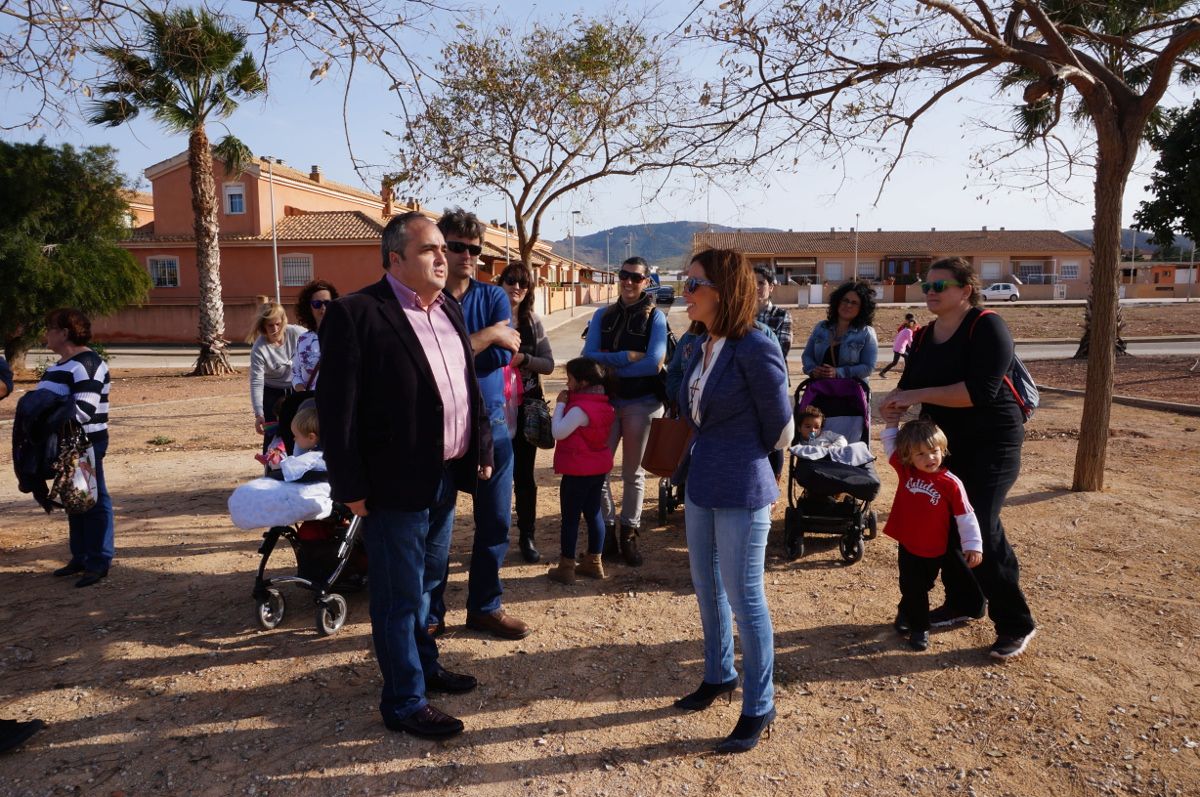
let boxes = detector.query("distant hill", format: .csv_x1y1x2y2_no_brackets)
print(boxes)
1066,228,1196,256
550,221,781,272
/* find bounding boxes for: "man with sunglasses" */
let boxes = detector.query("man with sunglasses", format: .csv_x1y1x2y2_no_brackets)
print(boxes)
431,207,531,641
583,255,670,566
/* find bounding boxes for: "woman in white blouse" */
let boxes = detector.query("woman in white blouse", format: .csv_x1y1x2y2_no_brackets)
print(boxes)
291,280,339,391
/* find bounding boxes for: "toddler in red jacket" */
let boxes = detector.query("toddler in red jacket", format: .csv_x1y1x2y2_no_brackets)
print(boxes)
882,418,983,651
547,358,617,585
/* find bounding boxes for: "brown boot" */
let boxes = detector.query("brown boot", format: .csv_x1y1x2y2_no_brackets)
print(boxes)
576,553,608,580
620,523,643,567
547,557,576,585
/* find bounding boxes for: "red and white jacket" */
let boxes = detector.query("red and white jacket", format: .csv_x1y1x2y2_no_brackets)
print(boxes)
552,389,616,477
881,428,983,558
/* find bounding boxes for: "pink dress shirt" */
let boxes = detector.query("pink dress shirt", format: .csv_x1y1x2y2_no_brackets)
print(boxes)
386,273,472,462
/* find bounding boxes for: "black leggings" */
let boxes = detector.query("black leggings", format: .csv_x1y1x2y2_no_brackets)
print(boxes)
941,441,1036,637
512,406,538,536
879,351,906,375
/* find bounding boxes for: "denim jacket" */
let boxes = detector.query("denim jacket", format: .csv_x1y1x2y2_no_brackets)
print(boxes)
800,321,878,380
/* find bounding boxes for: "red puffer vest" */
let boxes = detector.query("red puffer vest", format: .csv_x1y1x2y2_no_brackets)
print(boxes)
553,391,616,476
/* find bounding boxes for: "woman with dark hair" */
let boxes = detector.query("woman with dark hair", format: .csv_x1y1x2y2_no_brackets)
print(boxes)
800,280,879,380
38,308,114,587
499,261,554,563
881,256,1036,661
292,279,339,391
674,248,792,753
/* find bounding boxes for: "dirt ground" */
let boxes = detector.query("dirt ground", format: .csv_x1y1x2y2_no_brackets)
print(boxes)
2,357,1199,797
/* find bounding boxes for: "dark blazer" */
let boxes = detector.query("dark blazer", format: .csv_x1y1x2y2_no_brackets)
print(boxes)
678,329,791,509
317,276,492,511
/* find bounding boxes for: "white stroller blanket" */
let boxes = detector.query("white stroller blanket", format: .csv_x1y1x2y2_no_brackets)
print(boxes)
789,440,875,466
228,477,333,530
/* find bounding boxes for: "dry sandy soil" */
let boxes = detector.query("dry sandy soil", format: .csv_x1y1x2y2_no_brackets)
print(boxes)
1,351,1199,796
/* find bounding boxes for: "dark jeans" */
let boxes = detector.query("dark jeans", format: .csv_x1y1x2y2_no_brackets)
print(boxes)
363,465,456,721
898,546,941,632
559,474,606,558
941,441,1036,637
512,406,537,536
67,433,113,573
261,384,289,453
428,408,515,624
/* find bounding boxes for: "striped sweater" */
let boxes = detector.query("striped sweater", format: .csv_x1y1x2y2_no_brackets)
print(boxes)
35,350,110,436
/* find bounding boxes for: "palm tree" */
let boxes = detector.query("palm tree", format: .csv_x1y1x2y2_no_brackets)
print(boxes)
89,8,266,375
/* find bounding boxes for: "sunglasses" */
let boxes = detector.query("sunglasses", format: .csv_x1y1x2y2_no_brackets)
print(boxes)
618,269,647,283
502,276,529,288
683,276,717,293
446,240,483,257
920,279,965,294
310,299,332,309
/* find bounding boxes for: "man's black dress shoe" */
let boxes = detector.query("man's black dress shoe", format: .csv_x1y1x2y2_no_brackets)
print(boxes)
425,667,477,694
53,563,84,577
75,571,107,588
383,704,464,739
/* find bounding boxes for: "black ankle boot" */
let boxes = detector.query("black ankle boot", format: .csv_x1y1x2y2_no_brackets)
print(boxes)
620,523,642,567
518,530,540,563
602,524,618,560
715,707,776,753
673,677,738,711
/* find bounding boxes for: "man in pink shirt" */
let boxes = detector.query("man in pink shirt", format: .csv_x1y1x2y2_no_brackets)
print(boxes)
318,212,493,739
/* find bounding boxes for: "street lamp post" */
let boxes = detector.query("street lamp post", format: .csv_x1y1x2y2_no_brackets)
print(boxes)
853,212,860,281
570,210,582,316
261,156,282,303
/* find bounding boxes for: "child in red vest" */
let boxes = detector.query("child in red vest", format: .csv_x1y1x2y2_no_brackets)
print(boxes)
882,417,983,651
547,357,617,585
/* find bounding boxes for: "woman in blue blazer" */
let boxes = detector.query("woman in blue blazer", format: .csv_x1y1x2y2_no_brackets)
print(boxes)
675,248,793,753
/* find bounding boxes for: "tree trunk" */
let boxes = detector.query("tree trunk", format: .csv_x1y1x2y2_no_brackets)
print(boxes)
1072,128,1136,492
187,126,235,376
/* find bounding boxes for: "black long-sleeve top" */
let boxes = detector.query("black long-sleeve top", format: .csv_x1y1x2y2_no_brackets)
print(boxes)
516,314,554,399
899,307,1023,449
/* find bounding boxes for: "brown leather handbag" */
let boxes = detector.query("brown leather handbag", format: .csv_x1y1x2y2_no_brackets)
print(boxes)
640,416,693,478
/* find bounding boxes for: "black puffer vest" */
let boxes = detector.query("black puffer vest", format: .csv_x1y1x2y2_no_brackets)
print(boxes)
599,293,664,401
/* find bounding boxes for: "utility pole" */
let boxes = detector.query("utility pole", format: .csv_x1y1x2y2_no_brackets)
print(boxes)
260,156,282,303
853,212,860,281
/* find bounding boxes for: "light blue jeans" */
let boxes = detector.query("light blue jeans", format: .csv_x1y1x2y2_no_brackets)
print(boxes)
683,496,775,716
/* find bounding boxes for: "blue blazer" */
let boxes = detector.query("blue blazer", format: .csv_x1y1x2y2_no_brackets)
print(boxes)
678,329,791,509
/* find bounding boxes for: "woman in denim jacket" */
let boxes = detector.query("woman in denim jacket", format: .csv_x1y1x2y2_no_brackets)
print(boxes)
800,281,879,381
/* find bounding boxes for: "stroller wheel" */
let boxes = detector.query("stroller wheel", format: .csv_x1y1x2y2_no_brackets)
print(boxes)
658,479,670,525
839,536,864,564
864,510,878,540
783,507,804,560
256,588,286,630
315,593,348,636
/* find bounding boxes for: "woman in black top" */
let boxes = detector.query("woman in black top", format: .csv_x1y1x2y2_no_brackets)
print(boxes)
881,257,1036,660
500,262,555,563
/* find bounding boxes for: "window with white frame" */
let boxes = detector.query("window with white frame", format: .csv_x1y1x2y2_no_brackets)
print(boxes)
981,261,1002,280
281,253,313,286
824,261,844,282
148,256,179,288
857,261,877,280
223,183,246,215
1061,261,1080,280
1017,261,1044,281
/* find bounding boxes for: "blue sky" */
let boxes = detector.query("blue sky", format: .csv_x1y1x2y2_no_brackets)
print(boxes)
3,0,1196,242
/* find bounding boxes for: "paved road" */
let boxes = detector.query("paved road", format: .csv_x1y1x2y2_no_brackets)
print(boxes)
23,301,1199,369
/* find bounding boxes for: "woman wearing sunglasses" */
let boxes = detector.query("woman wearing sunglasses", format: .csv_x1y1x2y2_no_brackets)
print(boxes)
674,248,792,753
247,301,306,453
800,280,878,381
498,262,554,563
292,279,340,392
881,257,1036,661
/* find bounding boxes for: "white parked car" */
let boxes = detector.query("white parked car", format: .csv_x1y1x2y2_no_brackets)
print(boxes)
981,282,1021,302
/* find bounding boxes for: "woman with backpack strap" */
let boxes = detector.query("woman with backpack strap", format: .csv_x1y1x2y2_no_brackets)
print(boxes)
881,256,1037,661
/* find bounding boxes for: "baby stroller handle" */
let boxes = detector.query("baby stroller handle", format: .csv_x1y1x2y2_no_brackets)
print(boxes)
336,514,362,560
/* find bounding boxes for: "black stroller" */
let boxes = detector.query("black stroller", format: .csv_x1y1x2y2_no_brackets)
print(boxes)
252,501,366,635
783,378,881,564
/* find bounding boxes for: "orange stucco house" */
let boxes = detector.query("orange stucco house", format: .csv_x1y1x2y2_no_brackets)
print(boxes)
103,151,598,343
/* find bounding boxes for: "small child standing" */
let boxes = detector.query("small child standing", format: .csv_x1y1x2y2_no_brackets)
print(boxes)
882,418,982,651
547,358,616,585
879,314,917,377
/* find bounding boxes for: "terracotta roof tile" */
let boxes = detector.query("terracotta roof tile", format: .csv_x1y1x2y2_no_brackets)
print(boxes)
693,229,1090,255
124,211,385,243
